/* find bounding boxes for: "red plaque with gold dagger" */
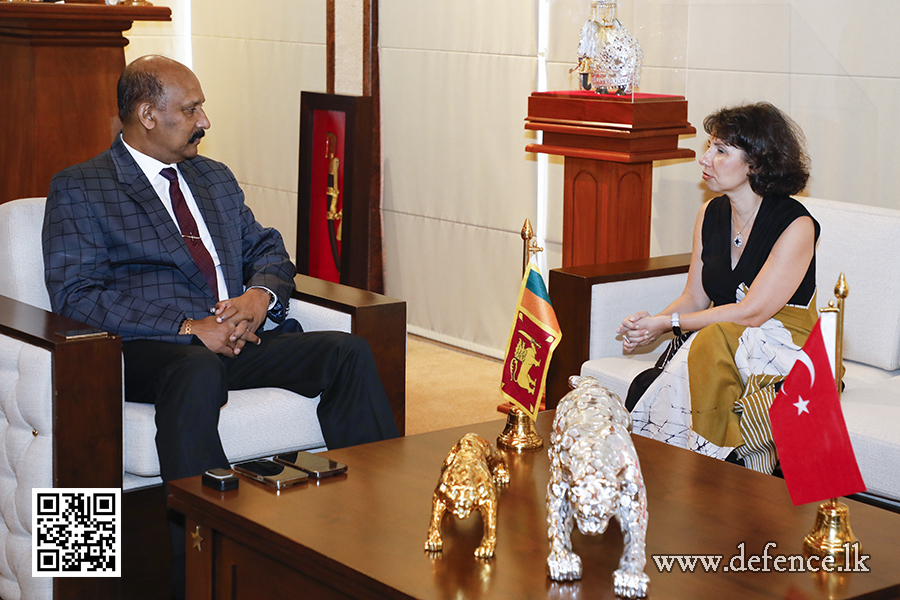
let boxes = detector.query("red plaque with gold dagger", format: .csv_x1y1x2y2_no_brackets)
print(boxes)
306,110,345,283
297,92,375,291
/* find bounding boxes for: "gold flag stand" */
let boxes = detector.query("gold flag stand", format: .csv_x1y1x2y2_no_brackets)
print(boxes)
498,219,544,452
802,273,861,562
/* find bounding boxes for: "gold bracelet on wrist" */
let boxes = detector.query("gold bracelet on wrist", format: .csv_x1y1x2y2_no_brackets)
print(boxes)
181,318,193,336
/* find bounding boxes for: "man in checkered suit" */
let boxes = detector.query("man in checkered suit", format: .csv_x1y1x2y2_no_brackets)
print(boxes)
42,54,399,483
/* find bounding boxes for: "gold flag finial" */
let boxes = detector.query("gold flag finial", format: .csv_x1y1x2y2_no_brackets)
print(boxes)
834,272,848,300
521,218,534,240
520,219,543,275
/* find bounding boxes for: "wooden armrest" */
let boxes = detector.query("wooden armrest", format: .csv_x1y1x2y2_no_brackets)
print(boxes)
0,294,123,489
293,275,407,435
0,300,124,600
546,254,691,407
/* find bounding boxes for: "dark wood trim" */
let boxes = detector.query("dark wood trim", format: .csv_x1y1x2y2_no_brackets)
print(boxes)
0,3,170,24
0,296,123,489
122,485,173,600
364,0,384,294
53,338,122,489
185,518,214,600
361,0,373,98
325,0,335,95
546,253,691,406
0,3,171,204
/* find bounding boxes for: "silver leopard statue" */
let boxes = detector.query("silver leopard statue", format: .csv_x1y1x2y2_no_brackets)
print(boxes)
546,376,649,598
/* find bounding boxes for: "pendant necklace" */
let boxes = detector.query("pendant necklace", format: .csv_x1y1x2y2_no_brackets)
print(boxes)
732,202,761,248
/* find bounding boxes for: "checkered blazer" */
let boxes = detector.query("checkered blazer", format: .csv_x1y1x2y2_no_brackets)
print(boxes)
42,136,295,343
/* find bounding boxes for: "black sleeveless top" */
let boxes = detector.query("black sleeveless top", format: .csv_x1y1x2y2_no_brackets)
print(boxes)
701,195,820,308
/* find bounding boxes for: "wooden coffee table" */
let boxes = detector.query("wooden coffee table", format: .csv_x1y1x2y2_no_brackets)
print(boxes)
168,413,900,599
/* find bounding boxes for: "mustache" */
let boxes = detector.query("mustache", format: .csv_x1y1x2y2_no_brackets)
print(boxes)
189,129,206,144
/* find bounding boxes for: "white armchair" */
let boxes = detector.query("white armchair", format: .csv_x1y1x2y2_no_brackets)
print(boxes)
0,197,406,600
548,197,900,511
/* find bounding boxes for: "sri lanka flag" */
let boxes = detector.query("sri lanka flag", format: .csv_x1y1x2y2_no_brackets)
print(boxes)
499,262,562,421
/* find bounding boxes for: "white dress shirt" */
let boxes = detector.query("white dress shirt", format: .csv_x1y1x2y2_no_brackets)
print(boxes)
121,135,229,301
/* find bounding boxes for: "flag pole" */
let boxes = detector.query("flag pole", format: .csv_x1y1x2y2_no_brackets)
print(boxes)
802,272,860,562
497,220,545,451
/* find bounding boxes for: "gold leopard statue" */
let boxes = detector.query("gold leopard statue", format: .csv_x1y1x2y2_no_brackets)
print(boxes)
424,433,510,558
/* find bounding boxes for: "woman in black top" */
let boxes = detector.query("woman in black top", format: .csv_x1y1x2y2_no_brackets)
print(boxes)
616,102,817,473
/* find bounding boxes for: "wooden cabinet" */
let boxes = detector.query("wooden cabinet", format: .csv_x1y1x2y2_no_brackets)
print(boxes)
0,2,170,203
525,91,695,266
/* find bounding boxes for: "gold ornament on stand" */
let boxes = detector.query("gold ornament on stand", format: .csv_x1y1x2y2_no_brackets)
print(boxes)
424,433,510,558
573,0,643,95
497,219,545,452
802,273,861,562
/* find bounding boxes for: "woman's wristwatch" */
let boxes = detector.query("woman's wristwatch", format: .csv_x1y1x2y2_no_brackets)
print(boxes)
671,313,682,337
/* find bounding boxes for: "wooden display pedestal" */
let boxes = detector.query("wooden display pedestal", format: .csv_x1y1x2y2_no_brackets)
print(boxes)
525,90,695,267
0,2,171,204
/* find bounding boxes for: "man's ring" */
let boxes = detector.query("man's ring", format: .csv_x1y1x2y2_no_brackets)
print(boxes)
624,334,631,342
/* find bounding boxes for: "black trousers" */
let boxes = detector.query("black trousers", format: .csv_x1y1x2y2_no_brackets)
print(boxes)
124,329,399,599
124,328,400,482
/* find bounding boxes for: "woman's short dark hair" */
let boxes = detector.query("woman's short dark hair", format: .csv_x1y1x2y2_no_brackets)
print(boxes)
703,102,810,197
117,65,166,124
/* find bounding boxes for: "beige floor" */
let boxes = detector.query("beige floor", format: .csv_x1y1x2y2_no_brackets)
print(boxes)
404,335,507,436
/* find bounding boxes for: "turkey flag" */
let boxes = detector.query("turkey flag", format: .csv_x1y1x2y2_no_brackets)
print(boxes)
769,317,866,506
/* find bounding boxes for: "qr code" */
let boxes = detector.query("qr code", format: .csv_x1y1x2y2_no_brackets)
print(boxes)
32,488,121,577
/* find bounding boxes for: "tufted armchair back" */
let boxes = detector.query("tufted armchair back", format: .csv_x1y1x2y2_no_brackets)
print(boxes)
0,198,51,311
0,198,61,599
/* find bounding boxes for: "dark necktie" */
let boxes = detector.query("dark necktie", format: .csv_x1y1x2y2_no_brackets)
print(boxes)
160,167,219,300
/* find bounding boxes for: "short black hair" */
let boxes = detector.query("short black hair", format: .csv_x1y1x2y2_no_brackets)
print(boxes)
117,62,166,124
703,102,810,197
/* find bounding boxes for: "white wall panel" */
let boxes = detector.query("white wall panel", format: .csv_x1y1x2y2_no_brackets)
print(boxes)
381,49,538,229
334,0,364,96
189,0,326,242
384,212,525,359
240,184,302,264
686,5,792,73
382,43,540,353
791,0,900,78
791,74,900,209
125,0,190,65
381,1,537,56
192,0,324,44
192,36,325,193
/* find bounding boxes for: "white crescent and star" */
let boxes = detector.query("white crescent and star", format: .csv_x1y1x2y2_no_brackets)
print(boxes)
789,350,815,416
